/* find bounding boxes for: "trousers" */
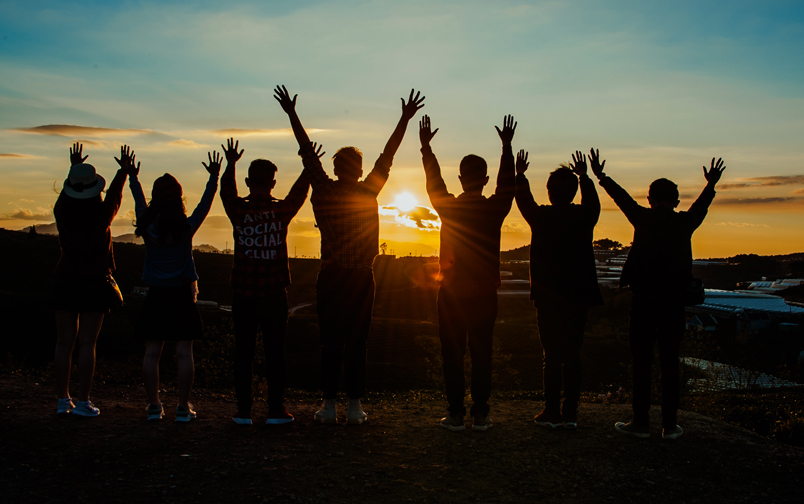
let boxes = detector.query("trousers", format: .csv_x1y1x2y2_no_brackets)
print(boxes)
536,303,587,415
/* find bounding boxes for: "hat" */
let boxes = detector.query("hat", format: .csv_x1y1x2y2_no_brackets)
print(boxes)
63,163,106,199
151,173,183,202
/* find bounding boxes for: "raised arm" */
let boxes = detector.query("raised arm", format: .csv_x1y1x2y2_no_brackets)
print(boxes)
102,144,132,225
592,148,644,225
299,142,333,193
274,85,311,147
686,157,725,228
419,115,451,207
220,137,244,217
188,151,221,233
492,115,516,203
382,89,425,157
514,150,538,224
125,149,147,217
570,150,600,225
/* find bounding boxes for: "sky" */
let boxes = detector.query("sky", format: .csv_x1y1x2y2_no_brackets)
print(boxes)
1,0,804,259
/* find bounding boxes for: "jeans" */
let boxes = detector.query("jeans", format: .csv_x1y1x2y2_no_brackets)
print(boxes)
438,288,498,417
536,303,587,416
316,266,375,399
629,294,685,429
232,292,288,414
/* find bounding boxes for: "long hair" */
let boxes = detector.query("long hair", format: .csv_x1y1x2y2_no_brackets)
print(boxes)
134,174,189,243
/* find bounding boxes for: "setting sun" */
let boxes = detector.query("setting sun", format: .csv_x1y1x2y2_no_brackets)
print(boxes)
394,192,418,212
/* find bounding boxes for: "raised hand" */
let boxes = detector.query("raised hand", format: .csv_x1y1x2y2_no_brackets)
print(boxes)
311,142,326,158
516,150,529,175
495,115,517,146
222,137,244,165
570,150,587,177
419,115,438,146
203,151,222,176
114,145,136,174
589,148,606,179
69,142,88,165
401,89,425,121
703,157,726,186
273,85,298,115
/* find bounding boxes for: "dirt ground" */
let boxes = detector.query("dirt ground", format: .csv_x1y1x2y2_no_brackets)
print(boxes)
2,374,802,504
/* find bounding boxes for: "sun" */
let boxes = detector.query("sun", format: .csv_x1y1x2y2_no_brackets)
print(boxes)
393,192,417,212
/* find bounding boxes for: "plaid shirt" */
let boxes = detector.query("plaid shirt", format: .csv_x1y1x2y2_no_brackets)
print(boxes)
300,143,392,270
221,164,308,297
422,145,515,295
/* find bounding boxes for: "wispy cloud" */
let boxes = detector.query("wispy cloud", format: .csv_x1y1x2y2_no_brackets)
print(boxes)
211,128,327,137
716,196,803,205
719,175,804,190
0,207,53,221
502,222,528,233
713,222,770,228
0,153,36,159
12,124,161,138
168,139,208,149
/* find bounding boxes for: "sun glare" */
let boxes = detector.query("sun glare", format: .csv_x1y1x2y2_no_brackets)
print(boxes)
394,192,417,212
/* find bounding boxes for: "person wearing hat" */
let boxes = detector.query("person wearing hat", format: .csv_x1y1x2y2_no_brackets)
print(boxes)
52,142,133,417
129,149,221,422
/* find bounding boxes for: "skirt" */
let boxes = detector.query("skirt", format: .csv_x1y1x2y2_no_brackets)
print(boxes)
136,284,204,341
50,273,119,314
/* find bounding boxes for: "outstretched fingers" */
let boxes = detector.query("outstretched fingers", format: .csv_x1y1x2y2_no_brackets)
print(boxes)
311,142,326,158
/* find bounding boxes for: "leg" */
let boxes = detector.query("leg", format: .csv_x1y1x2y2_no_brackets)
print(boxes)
54,310,79,399
629,296,656,427
657,304,685,429
232,297,260,415
467,293,497,418
75,312,104,402
536,305,564,416
143,340,165,406
260,293,289,411
561,307,588,415
438,289,467,416
344,271,374,400
317,270,346,400
175,340,194,408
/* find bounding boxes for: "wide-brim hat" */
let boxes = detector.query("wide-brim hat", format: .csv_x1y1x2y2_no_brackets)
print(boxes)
63,163,106,199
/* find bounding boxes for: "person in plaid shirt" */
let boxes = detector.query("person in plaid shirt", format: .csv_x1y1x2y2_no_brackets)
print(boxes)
418,114,517,433
275,85,425,424
220,136,309,426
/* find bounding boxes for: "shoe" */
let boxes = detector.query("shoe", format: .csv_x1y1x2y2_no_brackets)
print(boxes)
472,416,492,431
57,398,75,415
346,399,367,425
314,399,337,424
614,421,650,438
533,410,562,429
440,414,466,432
175,403,197,423
146,403,164,421
232,411,253,425
563,410,578,429
266,408,295,425
662,425,683,439
73,400,100,417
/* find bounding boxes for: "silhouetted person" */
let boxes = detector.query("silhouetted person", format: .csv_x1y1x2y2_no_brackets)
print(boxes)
130,149,220,423
52,143,130,417
276,85,424,424
419,114,516,432
591,150,725,439
516,150,602,429
221,136,310,426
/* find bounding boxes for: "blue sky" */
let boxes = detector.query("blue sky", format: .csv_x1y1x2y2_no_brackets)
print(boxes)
1,0,804,257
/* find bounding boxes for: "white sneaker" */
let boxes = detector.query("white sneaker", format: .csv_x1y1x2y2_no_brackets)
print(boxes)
347,399,368,425
57,398,75,415
73,400,100,417
314,399,337,424
175,403,197,423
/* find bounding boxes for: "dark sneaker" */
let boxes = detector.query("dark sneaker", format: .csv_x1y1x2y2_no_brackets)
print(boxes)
472,416,492,432
266,408,295,425
562,410,578,429
73,400,100,417
232,412,252,425
614,421,649,438
534,410,562,429
175,403,197,423
57,398,75,415
146,403,164,421
440,414,466,432
662,425,683,439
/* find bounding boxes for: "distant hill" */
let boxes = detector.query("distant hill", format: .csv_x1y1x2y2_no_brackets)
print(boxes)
193,243,221,253
112,233,142,244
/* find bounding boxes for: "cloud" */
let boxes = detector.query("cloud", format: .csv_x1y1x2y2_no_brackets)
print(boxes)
211,128,327,137
12,124,161,138
380,205,440,229
113,208,136,225
0,153,36,159
502,222,528,233
0,207,53,221
713,222,770,228
719,175,804,190
716,196,803,205
168,139,208,149
200,215,233,230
